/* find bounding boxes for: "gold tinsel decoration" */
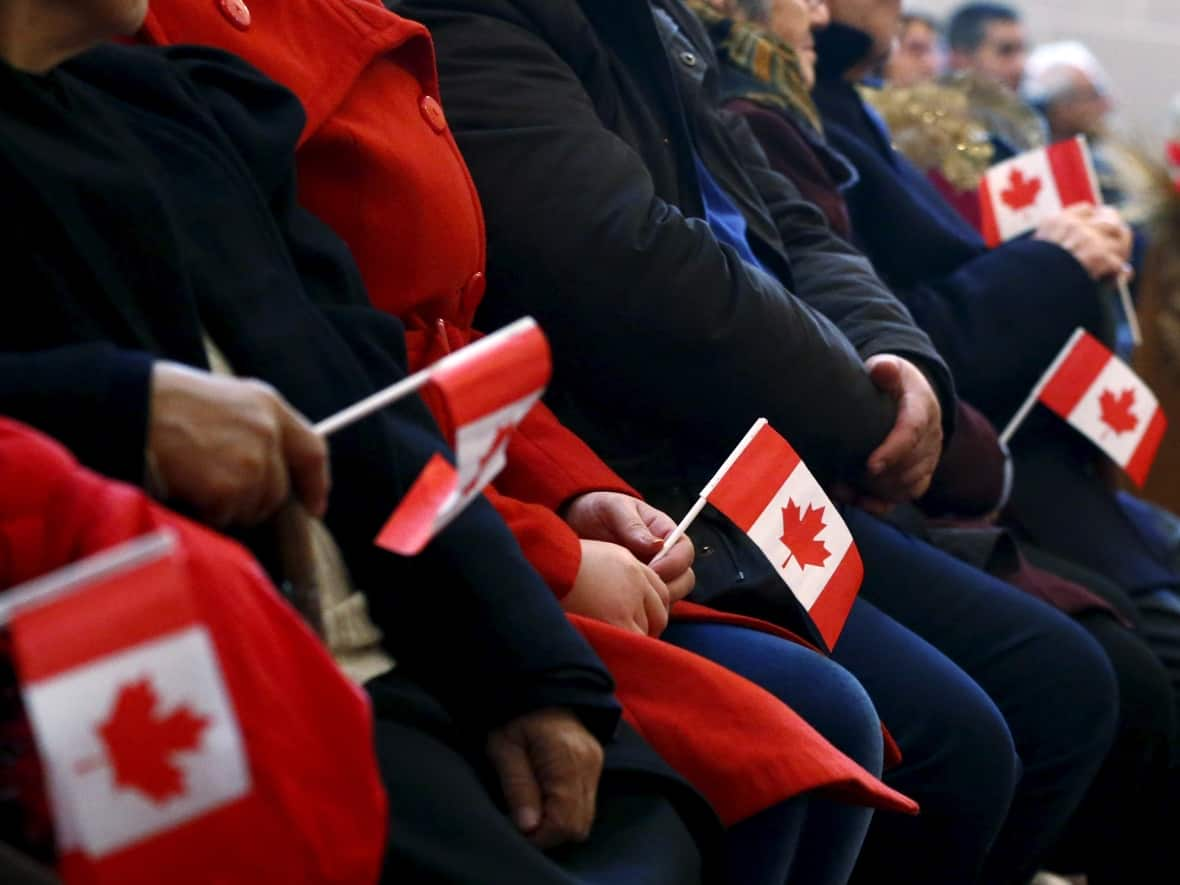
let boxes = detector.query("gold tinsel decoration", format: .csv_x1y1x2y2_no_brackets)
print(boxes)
860,81,994,191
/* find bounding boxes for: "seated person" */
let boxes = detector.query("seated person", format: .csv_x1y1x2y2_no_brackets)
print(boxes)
0,3,714,882
794,0,1180,748
0,0,915,882
131,3,921,882
683,2,1179,881
392,0,1120,881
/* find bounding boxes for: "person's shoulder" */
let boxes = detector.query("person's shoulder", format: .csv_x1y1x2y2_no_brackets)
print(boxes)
64,43,289,123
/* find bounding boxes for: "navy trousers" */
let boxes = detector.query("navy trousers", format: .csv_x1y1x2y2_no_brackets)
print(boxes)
839,509,1118,885
664,622,883,885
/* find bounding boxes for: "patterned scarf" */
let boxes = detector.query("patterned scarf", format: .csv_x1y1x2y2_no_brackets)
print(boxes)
684,0,823,133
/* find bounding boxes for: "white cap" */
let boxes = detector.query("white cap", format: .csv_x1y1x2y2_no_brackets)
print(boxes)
1022,41,1112,105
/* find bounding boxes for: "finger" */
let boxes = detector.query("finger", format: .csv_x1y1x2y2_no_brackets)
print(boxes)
649,534,694,582
243,437,291,526
665,566,695,604
865,355,904,397
642,576,670,638
636,500,679,539
486,730,544,837
277,402,331,518
866,404,923,476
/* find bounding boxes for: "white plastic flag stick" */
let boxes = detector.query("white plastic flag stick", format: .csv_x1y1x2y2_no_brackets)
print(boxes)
999,327,1086,446
651,419,769,565
0,530,176,627
313,368,431,437
1118,277,1143,348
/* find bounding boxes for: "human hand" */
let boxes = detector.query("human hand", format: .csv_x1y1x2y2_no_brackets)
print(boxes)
486,707,604,850
562,540,673,636
563,491,694,601
856,355,943,514
1035,203,1132,281
148,362,330,526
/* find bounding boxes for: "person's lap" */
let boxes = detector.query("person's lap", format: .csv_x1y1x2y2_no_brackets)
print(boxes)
843,508,1118,885
365,672,703,885
663,622,879,885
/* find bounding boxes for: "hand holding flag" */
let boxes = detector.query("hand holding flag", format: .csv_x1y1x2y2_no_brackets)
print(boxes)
977,135,1140,345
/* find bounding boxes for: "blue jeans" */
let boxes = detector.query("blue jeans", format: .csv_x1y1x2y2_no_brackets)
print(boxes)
663,622,881,885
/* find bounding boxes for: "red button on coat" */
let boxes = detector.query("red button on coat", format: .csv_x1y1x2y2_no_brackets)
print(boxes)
419,95,447,134
218,0,252,31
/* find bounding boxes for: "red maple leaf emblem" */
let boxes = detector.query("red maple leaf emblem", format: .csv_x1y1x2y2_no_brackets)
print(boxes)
779,500,831,570
460,423,515,495
95,677,210,804
1099,387,1139,435
1000,168,1042,211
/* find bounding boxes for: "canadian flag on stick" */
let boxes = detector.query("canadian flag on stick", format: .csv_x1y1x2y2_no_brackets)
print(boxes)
374,317,551,554
1000,328,1167,485
4,529,385,884
5,533,251,884
657,420,863,648
978,135,1100,247
977,135,1141,346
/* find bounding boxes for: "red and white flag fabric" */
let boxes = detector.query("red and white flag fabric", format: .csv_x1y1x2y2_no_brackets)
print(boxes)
6,530,385,884
704,420,863,648
979,136,1100,246
376,317,551,555
1030,328,1167,486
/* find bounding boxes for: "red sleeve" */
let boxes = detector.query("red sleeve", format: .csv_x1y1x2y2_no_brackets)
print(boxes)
498,401,639,512
483,485,583,598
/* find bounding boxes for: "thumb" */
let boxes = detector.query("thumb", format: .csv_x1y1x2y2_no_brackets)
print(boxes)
604,506,663,554
866,355,904,398
487,730,543,835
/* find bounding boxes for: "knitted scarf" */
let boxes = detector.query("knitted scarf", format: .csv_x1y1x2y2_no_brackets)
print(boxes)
684,0,822,133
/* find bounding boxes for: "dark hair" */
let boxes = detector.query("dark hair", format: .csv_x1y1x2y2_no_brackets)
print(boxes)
946,3,1020,52
900,12,941,33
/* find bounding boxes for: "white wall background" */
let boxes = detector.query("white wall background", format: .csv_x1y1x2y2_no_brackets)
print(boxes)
915,0,1180,152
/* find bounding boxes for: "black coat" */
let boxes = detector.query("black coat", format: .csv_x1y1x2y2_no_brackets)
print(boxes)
0,45,623,743
396,0,954,496
812,24,1108,425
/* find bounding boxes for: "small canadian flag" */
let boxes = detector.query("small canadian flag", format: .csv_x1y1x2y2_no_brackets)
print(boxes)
1005,328,1167,485
376,317,551,554
4,529,385,884
7,534,251,882
704,420,863,648
978,136,1100,247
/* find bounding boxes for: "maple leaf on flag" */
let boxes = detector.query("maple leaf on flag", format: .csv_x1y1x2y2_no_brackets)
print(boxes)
96,677,210,804
1000,168,1042,211
1099,387,1139,435
780,500,831,570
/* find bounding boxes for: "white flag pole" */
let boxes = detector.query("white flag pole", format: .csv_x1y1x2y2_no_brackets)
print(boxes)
1117,277,1143,348
313,367,432,437
999,327,1086,446
313,316,541,437
650,419,768,565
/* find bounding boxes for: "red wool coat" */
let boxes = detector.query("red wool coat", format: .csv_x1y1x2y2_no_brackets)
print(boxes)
135,1,911,823
0,420,388,881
